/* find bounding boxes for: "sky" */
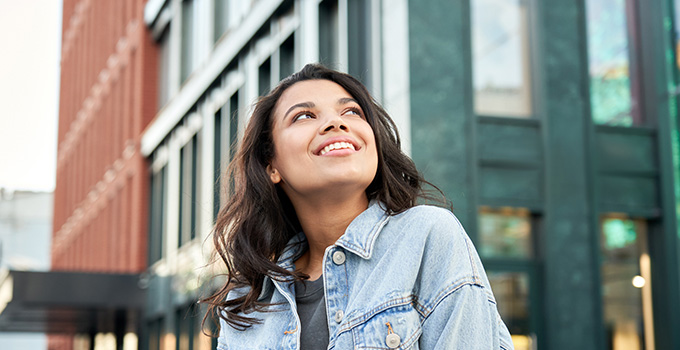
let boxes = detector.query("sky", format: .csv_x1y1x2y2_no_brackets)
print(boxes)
0,0,62,192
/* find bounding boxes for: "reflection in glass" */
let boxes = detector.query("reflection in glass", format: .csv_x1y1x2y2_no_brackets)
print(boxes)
675,0,680,69
479,206,532,258
600,216,654,350
471,0,532,117
181,0,195,83
586,0,636,126
214,0,229,44
488,272,532,350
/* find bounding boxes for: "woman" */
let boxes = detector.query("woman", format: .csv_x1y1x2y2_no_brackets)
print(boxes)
205,64,514,349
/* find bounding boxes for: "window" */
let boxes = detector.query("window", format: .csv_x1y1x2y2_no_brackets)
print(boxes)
488,272,532,349
214,0,230,43
181,0,195,83
149,166,166,265
258,58,272,96
479,206,533,259
600,215,654,349
229,92,239,161
347,0,372,85
213,108,222,222
280,34,295,80
175,304,201,350
479,206,538,349
586,0,641,126
147,317,164,350
318,0,375,88
158,25,172,108
179,134,199,247
471,0,533,117
319,0,339,69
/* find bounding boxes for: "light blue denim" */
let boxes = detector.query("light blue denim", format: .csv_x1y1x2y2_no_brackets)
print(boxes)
218,201,515,349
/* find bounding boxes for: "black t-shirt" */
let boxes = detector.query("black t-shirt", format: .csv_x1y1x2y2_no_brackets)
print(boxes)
294,277,330,349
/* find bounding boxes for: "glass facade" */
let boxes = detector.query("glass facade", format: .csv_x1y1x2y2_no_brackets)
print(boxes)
600,216,654,350
479,207,537,349
471,0,533,117
586,0,640,126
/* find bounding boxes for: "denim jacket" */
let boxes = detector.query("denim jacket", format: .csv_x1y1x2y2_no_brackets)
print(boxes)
218,201,515,349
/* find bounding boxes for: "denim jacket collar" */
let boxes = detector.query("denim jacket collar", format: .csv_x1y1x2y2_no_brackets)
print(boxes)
276,200,390,269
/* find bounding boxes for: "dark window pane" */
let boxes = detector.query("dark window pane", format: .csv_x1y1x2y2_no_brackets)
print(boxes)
319,0,339,69
280,35,295,80
214,0,229,43
600,216,654,350
488,272,532,349
159,25,171,108
181,0,195,83
347,0,371,86
190,135,198,240
259,58,271,96
214,109,222,222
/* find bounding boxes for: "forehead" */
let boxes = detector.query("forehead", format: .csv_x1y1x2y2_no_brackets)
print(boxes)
274,79,354,115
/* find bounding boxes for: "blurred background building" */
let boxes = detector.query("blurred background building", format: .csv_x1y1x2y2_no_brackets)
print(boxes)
2,0,680,349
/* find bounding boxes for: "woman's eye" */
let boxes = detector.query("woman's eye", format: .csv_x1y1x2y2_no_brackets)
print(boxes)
344,107,363,117
293,112,314,122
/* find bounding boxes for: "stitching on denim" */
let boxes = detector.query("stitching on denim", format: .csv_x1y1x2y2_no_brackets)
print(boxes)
420,280,485,320
349,308,424,350
359,326,423,350
337,294,419,334
447,211,482,281
338,213,389,258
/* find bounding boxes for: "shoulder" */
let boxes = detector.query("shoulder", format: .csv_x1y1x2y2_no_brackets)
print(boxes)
390,205,466,242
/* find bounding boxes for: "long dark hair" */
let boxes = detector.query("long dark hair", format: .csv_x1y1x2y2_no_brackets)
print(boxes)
203,64,443,330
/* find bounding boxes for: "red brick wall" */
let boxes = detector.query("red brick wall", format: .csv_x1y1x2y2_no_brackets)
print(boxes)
53,0,156,275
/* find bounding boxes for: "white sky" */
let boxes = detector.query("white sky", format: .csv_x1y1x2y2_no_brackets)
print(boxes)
0,0,62,192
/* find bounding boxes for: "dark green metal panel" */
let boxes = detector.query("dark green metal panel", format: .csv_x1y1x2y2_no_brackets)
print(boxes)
479,166,542,203
538,0,602,348
598,175,658,214
408,0,476,230
477,118,542,165
595,127,657,173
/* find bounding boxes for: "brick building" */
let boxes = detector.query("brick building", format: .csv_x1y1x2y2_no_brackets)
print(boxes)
0,0,157,349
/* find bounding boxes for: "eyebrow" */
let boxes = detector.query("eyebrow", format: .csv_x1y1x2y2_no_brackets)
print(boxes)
283,98,360,120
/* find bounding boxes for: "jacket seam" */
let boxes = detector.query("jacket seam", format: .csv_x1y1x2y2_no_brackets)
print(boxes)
418,279,485,320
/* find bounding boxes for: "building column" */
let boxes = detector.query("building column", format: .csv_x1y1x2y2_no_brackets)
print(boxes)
407,0,477,231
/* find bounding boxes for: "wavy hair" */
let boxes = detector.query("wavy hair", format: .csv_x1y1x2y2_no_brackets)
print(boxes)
203,64,443,330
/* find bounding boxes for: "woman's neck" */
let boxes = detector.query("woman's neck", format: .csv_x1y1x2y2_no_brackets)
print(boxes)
291,193,369,280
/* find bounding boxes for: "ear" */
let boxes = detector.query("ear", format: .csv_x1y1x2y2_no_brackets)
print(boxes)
267,164,281,184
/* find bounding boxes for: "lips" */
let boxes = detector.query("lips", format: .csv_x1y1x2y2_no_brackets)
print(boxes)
314,137,361,156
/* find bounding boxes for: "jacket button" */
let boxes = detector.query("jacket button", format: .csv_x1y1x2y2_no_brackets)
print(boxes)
334,310,344,323
332,251,346,265
386,333,401,348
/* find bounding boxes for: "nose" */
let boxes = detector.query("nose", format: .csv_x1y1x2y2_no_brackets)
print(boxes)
320,114,349,133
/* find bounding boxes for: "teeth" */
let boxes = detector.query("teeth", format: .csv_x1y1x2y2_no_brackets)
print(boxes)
320,142,356,155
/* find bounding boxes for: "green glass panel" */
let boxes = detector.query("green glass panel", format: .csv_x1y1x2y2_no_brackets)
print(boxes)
586,0,633,126
479,207,532,258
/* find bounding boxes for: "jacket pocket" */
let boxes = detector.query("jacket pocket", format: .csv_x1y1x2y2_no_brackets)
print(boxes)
350,303,422,350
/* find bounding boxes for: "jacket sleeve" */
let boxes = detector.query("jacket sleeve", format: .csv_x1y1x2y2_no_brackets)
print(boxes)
418,283,515,349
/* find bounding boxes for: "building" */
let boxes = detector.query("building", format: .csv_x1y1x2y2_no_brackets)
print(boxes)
0,0,157,349
0,189,52,349
140,0,680,350
2,0,679,349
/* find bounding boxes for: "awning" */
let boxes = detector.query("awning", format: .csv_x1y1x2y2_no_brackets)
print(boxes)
0,270,145,333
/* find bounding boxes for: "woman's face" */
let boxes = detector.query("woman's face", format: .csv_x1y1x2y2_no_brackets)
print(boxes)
268,79,378,203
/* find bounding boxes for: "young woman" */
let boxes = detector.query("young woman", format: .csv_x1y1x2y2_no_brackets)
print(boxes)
205,64,514,349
